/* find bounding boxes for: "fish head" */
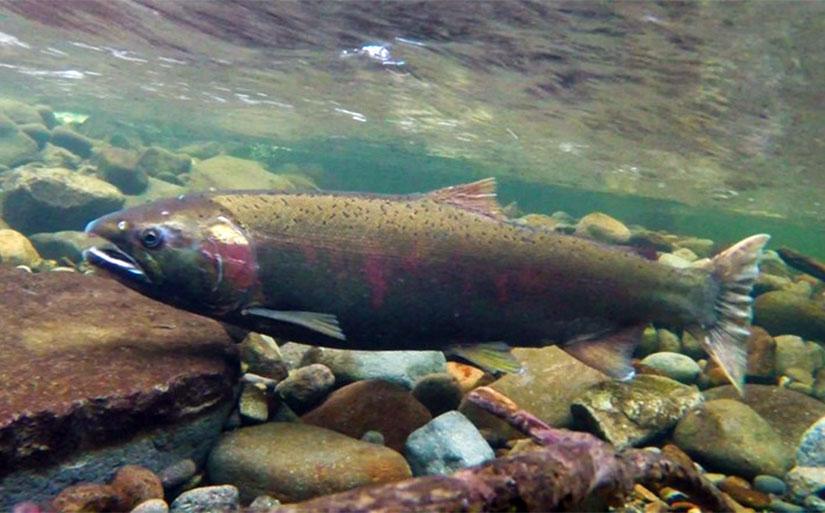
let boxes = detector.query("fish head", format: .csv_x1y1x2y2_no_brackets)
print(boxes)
84,195,258,315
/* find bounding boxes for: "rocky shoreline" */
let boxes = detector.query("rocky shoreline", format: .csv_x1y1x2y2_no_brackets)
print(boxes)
0,97,824,512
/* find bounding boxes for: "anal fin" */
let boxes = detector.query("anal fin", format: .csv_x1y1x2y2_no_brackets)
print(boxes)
241,307,346,341
561,324,644,380
448,342,522,374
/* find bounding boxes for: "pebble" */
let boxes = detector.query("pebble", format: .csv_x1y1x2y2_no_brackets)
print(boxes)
275,363,335,412
770,499,807,513
680,330,706,359
746,327,777,379
130,499,170,513
360,430,385,445
111,465,164,510
158,459,197,490
574,212,631,244
657,329,682,353
412,372,464,416
404,411,494,476
301,347,446,389
0,229,41,267
658,253,693,268
640,352,701,384
753,474,787,495
238,383,269,424
247,495,280,512
238,333,288,381
775,335,820,375
169,485,239,513
796,416,825,467
785,367,815,386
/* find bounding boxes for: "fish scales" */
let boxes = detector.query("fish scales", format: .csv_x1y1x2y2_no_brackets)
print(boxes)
208,191,710,349
84,179,769,388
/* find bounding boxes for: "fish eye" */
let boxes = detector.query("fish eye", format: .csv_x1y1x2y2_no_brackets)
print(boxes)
140,227,164,249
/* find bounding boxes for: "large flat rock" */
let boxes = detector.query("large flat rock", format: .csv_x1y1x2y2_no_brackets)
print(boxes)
0,267,238,506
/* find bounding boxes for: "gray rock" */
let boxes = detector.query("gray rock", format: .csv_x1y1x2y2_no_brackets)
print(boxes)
170,485,239,513
137,146,192,177
673,399,792,478
301,347,446,389
0,99,45,125
18,123,50,148
39,143,82,169
206,422,411,503
770,498,807,513
275,363,335,411
797,416,825,467
658,253,692,268
404,411,494,476
785,466,825,504
775,335,820,375
753,474,787,496
571,375,702,449
131,499,170,513
50,126,95,158
657,329,682,353
641,352,701,384
96,146,148,194
0,114,38,167
0,229,40,266
460,346,608,439
0,167,124,233
574,212,631,244
28,230,98,263
279,342,315,370
248,495,280,512
361,430,385,445
754,291,825,343
159,459,197,490
238,384,269,424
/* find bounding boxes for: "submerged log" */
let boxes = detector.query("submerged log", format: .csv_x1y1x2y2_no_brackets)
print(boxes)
266,387,731,513
777,247,825,282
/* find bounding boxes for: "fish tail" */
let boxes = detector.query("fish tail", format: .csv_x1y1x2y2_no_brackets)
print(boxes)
691,233,770,394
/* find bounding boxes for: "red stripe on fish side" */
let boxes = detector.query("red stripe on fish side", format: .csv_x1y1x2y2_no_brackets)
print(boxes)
363,254,389,309
494,274,510,304
204,240,257,291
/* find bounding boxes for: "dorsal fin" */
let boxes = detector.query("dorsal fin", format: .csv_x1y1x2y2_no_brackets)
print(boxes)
425,178,504,218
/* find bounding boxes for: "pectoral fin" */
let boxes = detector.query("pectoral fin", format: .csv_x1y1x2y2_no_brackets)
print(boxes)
448,342,522,374
561,324,644,380
241,308,346,341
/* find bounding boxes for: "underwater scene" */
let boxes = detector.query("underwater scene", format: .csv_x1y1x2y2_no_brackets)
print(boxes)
0,1,824,512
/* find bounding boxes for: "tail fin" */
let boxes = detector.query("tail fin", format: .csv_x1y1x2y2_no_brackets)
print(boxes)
692,234,770,394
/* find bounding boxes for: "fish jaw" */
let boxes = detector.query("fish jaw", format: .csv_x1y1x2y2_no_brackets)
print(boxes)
84,213,154,288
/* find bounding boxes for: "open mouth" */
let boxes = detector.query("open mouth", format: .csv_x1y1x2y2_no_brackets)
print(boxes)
84,246,151,284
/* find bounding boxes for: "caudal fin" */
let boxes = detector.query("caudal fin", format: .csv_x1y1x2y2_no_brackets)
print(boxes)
692,234,770,394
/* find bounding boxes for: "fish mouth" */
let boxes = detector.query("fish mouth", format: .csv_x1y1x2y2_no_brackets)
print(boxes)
84,246,151,284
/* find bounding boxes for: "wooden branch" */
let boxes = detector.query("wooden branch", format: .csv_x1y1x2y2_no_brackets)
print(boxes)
265,387,731,513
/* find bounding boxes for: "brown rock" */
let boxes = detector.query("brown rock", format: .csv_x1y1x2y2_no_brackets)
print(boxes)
206,422,410,503
111,465,164,509
0,267,236,479
50,483,122,513
754,290,825,342
746,327,776,379
446,362,487,393
302,380,431,452
718,479,771,509
703,384,825,457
